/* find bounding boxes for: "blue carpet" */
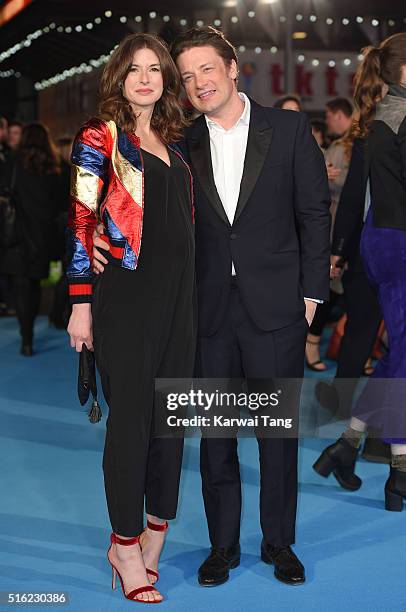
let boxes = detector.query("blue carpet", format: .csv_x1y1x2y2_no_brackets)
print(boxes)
0,317,405,611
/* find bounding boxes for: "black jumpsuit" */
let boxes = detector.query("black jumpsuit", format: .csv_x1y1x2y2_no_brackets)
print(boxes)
92,147,196,537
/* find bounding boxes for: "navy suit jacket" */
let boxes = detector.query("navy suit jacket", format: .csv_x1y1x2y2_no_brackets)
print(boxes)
181,98,331,335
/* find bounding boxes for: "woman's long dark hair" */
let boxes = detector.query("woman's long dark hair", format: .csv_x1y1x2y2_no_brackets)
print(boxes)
353,32,406,137
18,123,60,175
99,33,189,143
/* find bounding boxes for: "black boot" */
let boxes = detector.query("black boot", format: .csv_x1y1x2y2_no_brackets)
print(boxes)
313,438,362,491
385,466,406,512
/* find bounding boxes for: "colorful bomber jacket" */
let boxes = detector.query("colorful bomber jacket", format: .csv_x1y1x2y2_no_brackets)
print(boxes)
66,117,194,304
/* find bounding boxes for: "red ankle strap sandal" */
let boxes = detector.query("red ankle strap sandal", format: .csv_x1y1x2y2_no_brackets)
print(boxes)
108,532,163,604
140,521,169,583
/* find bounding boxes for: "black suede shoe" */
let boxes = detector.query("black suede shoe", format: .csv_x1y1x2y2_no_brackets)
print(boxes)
261,541,305,585
198,545,241,587
313,437,362,490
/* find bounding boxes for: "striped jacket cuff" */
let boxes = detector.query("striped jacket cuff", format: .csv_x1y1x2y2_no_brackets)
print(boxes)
68,280,93,304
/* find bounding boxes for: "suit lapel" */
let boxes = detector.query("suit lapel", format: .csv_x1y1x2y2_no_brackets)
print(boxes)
234,101,273,224
187,116,230,226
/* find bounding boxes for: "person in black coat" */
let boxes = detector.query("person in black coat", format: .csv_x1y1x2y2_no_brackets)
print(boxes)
0,123,61,355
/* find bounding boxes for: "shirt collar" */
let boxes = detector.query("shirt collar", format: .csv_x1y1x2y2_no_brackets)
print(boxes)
205,92,251,132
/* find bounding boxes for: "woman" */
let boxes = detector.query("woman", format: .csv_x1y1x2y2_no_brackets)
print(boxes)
305,130,354,372
67,34,196,603
313,33,406,510
0,123,61,355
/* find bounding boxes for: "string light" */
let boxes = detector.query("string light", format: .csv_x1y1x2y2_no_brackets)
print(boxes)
371,19,379,27
312,59,320,66
309,15,317,22
149,12,157,19
163,15,170,22
297,54,305,62
270,46,278,54
356,16,363,23
326,18,333,25
248,11,255,18
342,18,349,26
0,68,20,77
239,45,246,52
231,16,238,23
343,58,352,66
328,60,336,67
255,47,262,54
35,48,116,91
0,14,108,65
214,19,222,26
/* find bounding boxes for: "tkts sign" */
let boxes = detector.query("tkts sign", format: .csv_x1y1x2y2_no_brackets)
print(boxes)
239,50,359,110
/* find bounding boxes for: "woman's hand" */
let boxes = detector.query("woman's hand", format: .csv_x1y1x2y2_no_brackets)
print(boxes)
67,303,93,352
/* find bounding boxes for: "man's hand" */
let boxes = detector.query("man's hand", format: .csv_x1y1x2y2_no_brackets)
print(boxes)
326,163,341,182
92,223,109,274
304,299,317,327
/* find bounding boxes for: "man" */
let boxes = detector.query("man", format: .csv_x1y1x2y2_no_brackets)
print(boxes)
7,120,23,150
0,116,10,163
93,27,330,586
325,97,353,140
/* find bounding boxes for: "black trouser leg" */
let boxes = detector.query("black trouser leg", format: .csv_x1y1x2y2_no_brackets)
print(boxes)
309,290,341,337
196,290,243,548
12,275,41,344
334,252,382,410
145,269,196,521
236,302,306,547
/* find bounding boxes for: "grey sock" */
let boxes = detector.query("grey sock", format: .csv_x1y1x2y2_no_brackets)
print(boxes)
341,427,363,448
391,454,406,472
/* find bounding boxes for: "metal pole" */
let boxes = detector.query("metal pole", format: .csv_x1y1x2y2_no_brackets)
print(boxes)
284,0,294,93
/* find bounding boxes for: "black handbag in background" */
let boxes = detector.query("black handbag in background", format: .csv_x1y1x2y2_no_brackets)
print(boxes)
78,343,103,423
0,164,18,249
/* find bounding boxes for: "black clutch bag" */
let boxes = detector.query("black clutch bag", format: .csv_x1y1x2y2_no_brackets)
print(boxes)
78,344,102,423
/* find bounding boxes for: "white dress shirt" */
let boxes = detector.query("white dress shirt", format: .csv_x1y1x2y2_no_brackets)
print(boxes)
205,92,321,303
205,92,250,275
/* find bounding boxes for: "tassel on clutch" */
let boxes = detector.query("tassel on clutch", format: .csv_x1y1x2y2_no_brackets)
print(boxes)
78,343,102,423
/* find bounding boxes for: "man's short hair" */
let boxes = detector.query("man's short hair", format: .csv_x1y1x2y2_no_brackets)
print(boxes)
171,26,238,72
326,97,353,117
8,120,23,129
